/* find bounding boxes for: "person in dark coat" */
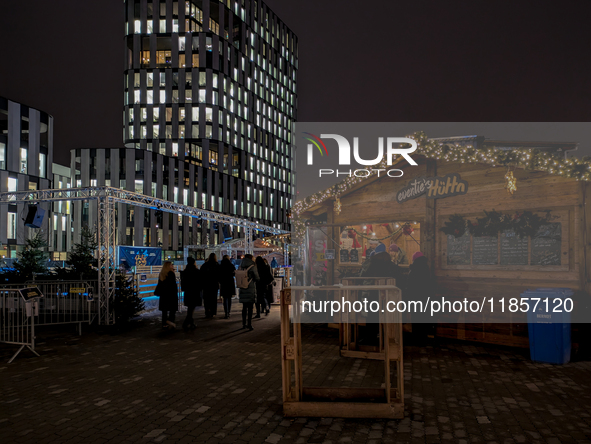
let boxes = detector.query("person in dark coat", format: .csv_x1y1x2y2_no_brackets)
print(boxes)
156,261,178,330
363,251,405,286
360,251,405,343
255,256,274,317
180,257,201,330
263,258,276,311
407,251,435,344
238,254,259,331
219,255,236,319
199,253,221,318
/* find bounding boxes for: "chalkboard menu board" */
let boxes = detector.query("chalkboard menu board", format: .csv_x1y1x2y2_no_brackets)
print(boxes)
340,249,350,263
472,236,498,265
500,230,528,265
531,223,561,266
447,233,471,265
350,249,359,263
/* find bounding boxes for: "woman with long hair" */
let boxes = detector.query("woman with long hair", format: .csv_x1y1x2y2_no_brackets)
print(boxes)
180,257,201,330
199,253,221,318
156,261,178,330
219,255,236,319
238,254,259,331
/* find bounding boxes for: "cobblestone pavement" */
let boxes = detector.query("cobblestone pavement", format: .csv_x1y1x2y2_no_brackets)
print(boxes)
2,303,591,444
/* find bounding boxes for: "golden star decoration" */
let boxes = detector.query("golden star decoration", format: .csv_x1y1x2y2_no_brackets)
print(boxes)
505,171,517,195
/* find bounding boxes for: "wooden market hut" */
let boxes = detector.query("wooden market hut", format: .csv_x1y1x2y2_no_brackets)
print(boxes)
293,134,591,349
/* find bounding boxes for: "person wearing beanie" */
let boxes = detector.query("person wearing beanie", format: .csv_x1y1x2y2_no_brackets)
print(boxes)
388,243,409,265
412,251,425,261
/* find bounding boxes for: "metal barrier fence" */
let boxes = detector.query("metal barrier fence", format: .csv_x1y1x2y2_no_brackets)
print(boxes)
0,288,39,363
30,281,98,332
0,281,98,362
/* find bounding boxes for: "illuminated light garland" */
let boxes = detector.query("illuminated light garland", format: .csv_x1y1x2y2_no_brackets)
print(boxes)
346,225,405,242
291,131,591,238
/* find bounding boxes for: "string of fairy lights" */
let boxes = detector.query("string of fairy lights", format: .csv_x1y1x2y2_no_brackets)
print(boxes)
291,131,591,238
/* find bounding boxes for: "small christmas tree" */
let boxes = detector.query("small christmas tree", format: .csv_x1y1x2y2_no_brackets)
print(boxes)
68,226,98,279
14,232,49,281
112,271,145,325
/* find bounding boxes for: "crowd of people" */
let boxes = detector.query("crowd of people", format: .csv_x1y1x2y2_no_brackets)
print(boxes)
154,244,434,341
154,253,276,332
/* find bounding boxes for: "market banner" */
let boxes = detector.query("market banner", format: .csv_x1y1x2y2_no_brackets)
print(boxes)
118,246,162,268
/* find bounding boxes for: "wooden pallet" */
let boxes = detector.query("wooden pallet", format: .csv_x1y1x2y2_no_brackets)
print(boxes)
281,287,404,419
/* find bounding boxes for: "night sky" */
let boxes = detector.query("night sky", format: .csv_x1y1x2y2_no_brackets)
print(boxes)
1,0,590,167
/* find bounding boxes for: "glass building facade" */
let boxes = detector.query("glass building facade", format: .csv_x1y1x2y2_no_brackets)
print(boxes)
73,0,297,256
0,96,53,259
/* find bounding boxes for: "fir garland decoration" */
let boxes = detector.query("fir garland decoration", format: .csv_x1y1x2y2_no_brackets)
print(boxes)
439,215,468,238
469,211,512,237
511,210,551,238
441,210,552,238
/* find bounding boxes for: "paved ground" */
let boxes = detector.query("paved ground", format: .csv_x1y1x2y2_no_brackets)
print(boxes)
1,303,591,444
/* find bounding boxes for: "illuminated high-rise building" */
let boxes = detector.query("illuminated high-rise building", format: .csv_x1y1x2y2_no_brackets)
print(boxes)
72,0,297,256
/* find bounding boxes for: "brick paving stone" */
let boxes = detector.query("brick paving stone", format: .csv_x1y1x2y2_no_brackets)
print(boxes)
1,307,591,443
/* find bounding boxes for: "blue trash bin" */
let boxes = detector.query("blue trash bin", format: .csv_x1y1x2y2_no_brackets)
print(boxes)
521,288,573,365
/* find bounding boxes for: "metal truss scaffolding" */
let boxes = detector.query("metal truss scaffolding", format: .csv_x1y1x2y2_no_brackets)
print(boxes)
0,186,288,325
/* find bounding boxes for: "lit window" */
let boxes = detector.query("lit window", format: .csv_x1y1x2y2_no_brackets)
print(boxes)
6,177,17,193
0,142,5,169
39,153,46,178
20,148,27,174
156,50,172,67
7,212,16,238
134,20,141,34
